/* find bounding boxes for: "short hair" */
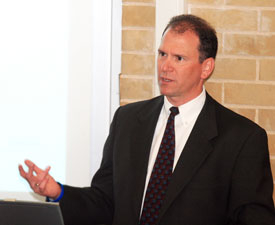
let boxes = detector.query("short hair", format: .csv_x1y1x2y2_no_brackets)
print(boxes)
162,14,218,63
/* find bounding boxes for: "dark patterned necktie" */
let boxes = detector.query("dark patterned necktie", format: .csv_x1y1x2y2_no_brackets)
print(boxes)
139,107,179,225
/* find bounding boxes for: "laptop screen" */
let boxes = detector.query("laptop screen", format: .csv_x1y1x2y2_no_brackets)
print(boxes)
0,200,64,225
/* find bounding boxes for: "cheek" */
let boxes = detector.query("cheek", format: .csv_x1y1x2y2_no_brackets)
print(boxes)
178,66,200,80
157,61,163,72
157,65,165,81
175,69,188,82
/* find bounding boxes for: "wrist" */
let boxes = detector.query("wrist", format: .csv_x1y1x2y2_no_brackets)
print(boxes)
46,182,64,202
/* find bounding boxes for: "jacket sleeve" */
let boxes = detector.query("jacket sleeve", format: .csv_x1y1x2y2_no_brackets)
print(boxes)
228,127,275,224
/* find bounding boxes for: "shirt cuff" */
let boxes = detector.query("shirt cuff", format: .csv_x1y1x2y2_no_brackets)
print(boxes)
46,182,64,202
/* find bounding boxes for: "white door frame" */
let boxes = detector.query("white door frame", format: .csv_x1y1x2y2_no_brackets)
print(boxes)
89,0,122,181
67,0,121,186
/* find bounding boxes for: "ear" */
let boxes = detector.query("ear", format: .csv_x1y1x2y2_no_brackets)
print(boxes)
201,57,215,80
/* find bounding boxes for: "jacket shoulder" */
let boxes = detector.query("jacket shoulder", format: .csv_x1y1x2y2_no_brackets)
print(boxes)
117,96,163,115
208,94,265,133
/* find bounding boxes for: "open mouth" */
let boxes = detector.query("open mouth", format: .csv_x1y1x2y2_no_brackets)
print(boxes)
161,77,172,82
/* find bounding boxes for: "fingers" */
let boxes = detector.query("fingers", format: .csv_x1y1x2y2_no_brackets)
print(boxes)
19,160,51,189
23,160,50,177
18,164,25,175
18,164,27,178
25,159,43,175
35,166,51,187
37,176,50,192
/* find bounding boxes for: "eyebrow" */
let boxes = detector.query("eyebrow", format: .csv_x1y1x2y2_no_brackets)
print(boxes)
158,49,187,58
158,49,164,53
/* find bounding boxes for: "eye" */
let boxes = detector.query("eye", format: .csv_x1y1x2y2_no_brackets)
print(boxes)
158,50,166,57
176,55,184,61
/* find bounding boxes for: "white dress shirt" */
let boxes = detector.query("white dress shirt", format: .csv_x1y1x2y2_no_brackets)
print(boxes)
140,88,206,214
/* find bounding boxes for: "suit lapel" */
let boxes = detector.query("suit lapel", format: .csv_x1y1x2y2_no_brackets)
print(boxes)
158,93,219,220
128,96,164,221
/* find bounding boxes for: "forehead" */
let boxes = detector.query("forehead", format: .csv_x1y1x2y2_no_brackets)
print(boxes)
159,29,200,53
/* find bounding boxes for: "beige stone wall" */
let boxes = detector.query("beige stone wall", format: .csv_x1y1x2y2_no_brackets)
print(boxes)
121,0,275,199
121,0,156,105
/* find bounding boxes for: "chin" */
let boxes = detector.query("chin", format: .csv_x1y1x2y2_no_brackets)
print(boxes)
159,89,172,97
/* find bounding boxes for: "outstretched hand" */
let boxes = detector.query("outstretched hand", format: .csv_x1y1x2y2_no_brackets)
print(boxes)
18,159,61,199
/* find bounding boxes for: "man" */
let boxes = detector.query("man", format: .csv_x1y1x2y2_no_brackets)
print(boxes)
19,14,275,225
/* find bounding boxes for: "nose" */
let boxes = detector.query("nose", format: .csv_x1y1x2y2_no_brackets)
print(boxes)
160,57,173,72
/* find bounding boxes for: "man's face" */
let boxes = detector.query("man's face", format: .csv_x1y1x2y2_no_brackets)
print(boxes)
157,29,205,106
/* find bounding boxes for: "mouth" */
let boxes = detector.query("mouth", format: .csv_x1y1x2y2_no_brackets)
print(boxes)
160,77,173,83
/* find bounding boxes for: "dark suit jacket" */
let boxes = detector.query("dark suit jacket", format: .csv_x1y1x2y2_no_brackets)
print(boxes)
59,93,275,225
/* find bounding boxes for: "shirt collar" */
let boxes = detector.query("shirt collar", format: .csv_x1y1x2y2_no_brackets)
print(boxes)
163,87,206,124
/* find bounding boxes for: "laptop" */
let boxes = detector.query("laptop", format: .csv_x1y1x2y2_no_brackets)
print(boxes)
0,200,64,225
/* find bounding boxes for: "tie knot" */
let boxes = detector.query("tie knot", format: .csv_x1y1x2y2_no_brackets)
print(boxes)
170,107,179,116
